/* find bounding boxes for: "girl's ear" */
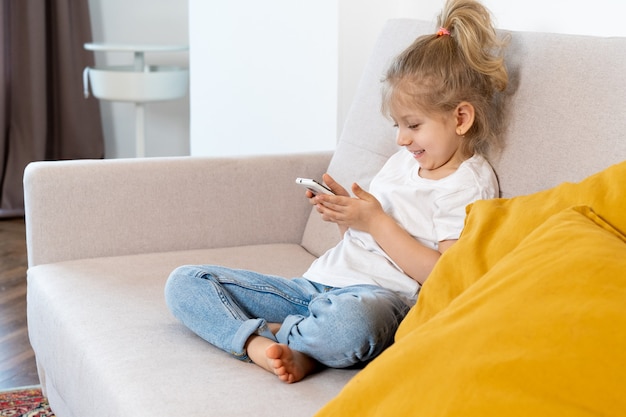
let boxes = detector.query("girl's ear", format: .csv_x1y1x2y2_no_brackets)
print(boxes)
455,102,475,136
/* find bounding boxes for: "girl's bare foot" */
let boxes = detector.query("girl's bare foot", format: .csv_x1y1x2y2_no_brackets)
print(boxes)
265,343,317,383
245,335,317,383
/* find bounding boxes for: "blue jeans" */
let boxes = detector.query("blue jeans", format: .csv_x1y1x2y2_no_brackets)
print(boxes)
164,265,411,368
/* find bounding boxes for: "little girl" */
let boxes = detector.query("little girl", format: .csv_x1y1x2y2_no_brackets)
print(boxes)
165,0,508,383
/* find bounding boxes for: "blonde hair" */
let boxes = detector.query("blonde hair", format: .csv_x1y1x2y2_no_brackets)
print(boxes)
383,0,508,157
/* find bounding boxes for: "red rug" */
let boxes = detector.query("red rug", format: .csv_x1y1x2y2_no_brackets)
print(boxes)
0,386,54,417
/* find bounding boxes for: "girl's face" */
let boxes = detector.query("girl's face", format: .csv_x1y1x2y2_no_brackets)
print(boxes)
389,92,467,180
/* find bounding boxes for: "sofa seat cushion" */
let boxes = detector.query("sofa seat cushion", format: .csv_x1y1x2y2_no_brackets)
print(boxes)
316,205,626,416
27,244,357,417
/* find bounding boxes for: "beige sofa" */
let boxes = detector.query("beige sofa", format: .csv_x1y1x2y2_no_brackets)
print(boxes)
24,20,626,417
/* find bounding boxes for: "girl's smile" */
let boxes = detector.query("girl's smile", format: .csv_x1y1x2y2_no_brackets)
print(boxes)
410,149,425,159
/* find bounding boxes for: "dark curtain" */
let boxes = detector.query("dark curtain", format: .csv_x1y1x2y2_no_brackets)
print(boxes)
0,0,104,218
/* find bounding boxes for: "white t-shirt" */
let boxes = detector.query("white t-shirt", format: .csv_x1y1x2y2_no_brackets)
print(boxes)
303,149,499,301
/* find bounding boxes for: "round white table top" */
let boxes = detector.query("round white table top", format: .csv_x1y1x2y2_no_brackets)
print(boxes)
84,43,188,53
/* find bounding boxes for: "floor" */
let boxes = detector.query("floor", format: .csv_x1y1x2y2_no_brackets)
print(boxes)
0,217,40,389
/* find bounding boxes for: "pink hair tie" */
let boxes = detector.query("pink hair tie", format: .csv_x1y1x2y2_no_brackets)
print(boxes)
436,27,451,37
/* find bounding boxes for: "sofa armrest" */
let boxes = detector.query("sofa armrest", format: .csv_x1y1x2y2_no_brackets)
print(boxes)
23,152,332,267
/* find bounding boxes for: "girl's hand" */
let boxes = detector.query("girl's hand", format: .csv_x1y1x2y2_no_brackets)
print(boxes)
305,173,349,201
321,173,350,197
313,181,386,234
305,174,350,199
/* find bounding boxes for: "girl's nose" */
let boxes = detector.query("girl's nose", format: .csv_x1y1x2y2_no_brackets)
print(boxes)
396,128,411,147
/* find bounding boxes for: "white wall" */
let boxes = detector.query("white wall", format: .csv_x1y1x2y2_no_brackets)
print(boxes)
88,0,189,158
189,1,337,157
480,0,624,36
189,0,625,158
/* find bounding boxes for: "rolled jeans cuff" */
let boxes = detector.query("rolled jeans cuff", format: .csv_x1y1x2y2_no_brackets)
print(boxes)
275,314,305,345
232,318,278,361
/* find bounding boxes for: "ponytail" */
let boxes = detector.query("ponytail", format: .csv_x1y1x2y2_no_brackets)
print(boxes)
383,0,509,156
438,0,508,92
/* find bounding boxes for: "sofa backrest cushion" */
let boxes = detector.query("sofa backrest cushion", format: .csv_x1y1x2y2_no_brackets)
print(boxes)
301,19,626,257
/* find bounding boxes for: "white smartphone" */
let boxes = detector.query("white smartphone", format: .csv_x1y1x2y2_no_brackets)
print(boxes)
295,178,335,195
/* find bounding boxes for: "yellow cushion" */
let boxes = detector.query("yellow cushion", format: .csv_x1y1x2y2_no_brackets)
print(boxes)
315,205,626,416
398,159,626,334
